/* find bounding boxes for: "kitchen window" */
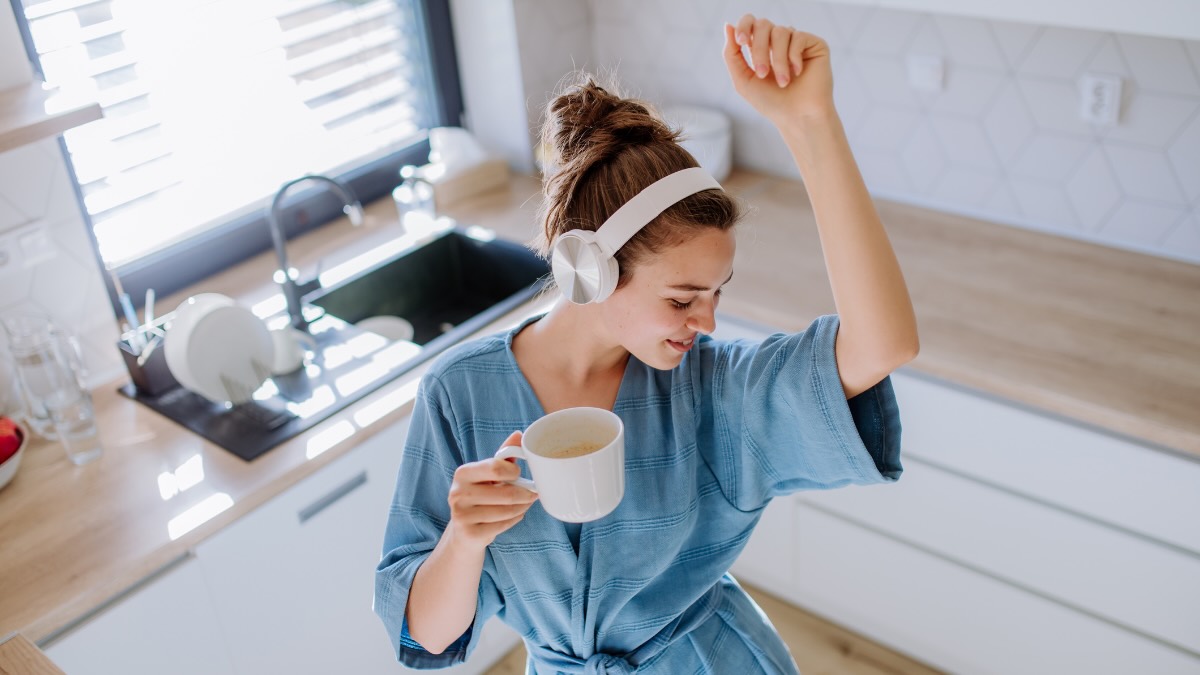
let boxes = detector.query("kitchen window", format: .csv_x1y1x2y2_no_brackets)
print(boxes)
11,0,462,304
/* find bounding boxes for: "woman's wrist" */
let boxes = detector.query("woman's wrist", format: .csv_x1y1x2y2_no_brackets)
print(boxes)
776,108,848,177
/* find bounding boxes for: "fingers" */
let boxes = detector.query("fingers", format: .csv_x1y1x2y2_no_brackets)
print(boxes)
722,23,753,82
751,16,773,79
498,430,522,455
456,456,521,483
770,24,792,87
788,29,807,78
734,14,755,49
728,15,803,87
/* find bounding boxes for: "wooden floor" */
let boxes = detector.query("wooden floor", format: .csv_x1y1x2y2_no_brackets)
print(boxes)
484,582,943,674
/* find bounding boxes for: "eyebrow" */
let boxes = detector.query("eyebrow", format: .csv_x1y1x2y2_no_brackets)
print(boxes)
668,271,734,292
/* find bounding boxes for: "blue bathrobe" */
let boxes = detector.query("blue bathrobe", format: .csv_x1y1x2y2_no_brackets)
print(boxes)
375,313,903,674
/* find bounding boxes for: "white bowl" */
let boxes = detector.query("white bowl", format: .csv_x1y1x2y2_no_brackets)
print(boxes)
356,315,415,342
659,104,732,182
165,295,275,404
0,419,29,492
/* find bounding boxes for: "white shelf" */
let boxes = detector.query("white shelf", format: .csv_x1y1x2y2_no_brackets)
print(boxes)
821,0,1200,42
0,81,102,154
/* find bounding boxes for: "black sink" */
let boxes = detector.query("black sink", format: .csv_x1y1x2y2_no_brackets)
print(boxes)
120,225,550,461
308,226,551,347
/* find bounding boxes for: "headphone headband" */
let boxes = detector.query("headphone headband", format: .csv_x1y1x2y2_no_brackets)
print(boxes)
551,166,724,305
592,167,723,257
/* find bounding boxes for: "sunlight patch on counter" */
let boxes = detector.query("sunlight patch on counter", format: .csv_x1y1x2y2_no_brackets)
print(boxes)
306,420,357,460
353,378,421,428
157,454,205,501
168,493,234,540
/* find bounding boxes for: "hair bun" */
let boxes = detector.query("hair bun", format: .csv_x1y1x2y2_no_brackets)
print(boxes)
543,76,678,170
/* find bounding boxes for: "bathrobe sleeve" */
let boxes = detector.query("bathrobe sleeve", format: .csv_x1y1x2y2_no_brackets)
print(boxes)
698,314,903,511
373,373,506,669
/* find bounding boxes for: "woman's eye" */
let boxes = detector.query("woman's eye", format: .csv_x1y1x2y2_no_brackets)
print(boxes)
669,299,692,310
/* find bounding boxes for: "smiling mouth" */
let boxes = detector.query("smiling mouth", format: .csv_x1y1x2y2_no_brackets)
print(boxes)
666,337,695,352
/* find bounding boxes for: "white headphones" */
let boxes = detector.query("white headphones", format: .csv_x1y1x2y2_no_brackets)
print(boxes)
551,167,723,304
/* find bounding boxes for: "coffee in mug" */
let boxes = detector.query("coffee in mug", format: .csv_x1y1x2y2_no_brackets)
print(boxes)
494,407,624,522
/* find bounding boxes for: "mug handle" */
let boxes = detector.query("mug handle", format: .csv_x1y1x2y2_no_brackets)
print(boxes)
493,445,538,492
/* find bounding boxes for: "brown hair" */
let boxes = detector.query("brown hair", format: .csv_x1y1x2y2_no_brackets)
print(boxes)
533,73,740,289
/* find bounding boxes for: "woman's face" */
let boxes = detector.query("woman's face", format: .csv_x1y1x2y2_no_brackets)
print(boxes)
599,227,737,370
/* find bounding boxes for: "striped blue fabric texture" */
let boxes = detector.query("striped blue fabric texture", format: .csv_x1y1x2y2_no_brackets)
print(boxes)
374,313,903,674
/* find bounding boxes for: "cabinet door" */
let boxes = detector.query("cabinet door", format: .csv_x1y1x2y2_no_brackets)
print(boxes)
786,501,1200,675
196,421,410,674
43,556,236,675
196,416,519,675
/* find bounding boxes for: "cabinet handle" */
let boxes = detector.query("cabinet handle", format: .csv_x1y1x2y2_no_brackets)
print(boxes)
298,470,368,524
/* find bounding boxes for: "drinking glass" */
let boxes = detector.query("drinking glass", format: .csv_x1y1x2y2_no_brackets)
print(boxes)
2,313,103,464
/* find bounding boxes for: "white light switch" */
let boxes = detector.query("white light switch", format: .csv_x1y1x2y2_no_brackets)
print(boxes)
907,54,944,93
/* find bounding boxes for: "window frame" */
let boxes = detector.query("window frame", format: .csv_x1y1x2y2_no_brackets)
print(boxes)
10,0,464,316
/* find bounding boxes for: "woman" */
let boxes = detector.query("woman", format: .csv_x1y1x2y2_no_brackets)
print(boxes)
375,15,919,674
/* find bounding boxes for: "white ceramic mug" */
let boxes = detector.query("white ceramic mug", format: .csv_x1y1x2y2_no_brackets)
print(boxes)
494,407,625,523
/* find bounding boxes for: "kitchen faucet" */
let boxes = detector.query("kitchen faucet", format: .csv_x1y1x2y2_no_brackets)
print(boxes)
268,175,364,331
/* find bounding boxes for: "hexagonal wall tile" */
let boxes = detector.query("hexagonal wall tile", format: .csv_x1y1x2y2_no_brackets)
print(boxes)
899,122,947,195
930,167,999,208
1016,26,1103,79
1166,111,1200,203
1099,200,1188,247
982,82,1037,163
990,20,1040,70
1103,92,1198,148
1065,149,1122,231
852,8,921,57
1102,143,1186,204
1012,133,1091,182
1116,34,1200,96
932,15,1005,70
929,116,999,172
1160,211,1200,262
1009,178,1080,232
0,142,57,224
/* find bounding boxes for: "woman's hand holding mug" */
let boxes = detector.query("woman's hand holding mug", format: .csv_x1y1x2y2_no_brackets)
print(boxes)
447,431,539,549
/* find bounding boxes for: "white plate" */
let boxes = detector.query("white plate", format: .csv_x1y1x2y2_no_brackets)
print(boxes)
166,296,274,404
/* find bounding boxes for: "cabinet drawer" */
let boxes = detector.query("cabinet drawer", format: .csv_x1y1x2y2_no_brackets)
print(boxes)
801,459,1200,655
731,496,795,591
891,371,1200,555
787,501,1200,675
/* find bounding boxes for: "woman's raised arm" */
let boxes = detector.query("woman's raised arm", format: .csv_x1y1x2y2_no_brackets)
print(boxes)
723,16,919,398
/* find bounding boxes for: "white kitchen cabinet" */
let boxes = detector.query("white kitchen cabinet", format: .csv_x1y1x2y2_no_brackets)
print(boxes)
42,555,237,675
819,0,1200,42
195,415,520,675
785,501,1200,675
719,315,1200,673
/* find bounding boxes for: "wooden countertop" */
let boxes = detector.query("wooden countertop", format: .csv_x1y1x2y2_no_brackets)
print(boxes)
0,168,1196,654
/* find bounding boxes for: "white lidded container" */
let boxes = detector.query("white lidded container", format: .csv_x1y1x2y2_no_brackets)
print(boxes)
659,104,732,182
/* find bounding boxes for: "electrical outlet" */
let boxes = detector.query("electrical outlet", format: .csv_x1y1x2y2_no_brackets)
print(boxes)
1079,72,1122,126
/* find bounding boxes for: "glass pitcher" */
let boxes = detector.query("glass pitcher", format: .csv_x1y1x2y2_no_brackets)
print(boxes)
2,313,89,440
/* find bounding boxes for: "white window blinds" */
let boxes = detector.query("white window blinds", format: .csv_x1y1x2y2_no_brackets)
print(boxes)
20,0,435,266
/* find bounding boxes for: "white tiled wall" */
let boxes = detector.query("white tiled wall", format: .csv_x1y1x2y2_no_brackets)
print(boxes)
0,0,123,405
510,0,1200,264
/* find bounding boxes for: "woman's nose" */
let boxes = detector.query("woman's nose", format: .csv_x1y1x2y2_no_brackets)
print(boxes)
687,299,717,335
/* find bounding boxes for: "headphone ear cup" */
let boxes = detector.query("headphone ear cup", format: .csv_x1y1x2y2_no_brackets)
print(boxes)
552,232,613,304
592,254,620,304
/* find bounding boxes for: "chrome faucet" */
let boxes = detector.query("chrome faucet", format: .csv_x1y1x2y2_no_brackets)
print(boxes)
267,175,364,331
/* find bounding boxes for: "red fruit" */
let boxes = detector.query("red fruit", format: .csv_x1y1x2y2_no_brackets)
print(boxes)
0,416,22,465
